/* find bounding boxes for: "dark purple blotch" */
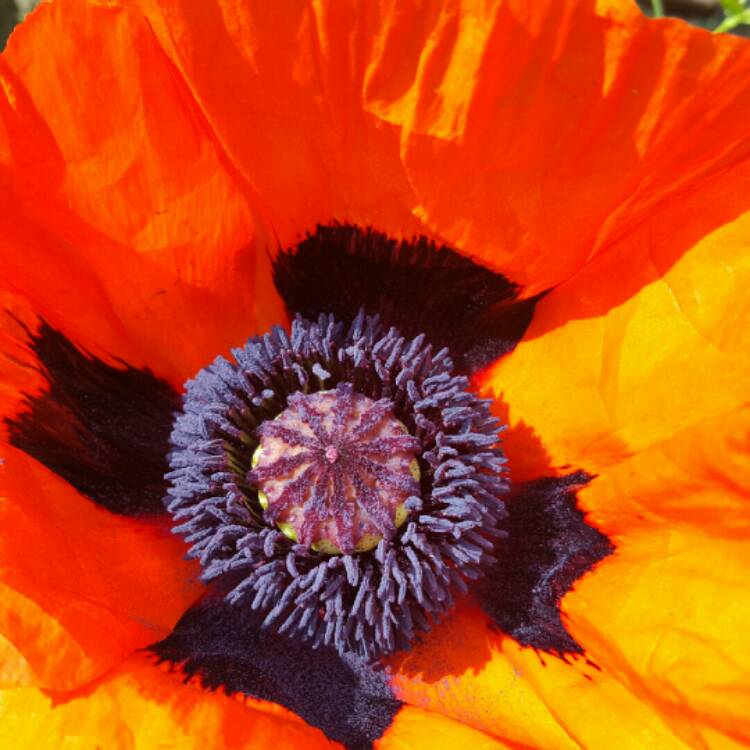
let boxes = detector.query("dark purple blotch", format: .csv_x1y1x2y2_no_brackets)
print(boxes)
272,223,542,374
477,472,614,654
6,321,180,516
150,598,401,750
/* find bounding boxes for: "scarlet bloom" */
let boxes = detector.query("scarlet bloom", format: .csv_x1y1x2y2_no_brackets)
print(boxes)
1,0,749,748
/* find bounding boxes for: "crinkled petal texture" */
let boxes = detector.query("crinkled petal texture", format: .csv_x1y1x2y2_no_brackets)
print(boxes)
0,442,203,691
1,0,750,748
389,602,703,750
0,0,284,384
477,80,750,750
0,655,338,749
136,0,750,295
392,267,750,745
3,0,750,369
0,651,519,750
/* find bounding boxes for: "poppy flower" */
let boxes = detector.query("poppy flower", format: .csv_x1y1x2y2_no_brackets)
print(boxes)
1,0,749,747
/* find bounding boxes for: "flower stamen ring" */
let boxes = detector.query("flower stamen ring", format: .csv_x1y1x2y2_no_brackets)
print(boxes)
165,311,508,659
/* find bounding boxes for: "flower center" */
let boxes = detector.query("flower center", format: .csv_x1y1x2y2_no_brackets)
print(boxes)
250,386,420,555
165,311,508,659
325,446,339,464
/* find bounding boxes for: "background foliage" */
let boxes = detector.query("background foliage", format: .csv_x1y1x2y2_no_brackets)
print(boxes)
639,0,750,32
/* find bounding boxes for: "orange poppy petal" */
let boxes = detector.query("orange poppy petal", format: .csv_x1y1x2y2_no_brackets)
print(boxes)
565,526,750,749
0,633,34,689
449,375,750,746
0,654,334,749
389,602,573,748
0,443,203,690
578,405,750,538
377,705,518,750
134,0,750,294
1,0,283,383
382,1,750,293
484,160,750,475
0,292,45,434
135,0,428,248
555,410,750,747
389,601,695,749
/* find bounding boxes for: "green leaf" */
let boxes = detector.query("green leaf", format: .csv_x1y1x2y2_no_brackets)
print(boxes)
715,8,750,32
650,0,665,17
719,0,747,14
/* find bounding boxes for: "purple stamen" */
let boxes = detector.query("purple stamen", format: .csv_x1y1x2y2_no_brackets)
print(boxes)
165,311,508,660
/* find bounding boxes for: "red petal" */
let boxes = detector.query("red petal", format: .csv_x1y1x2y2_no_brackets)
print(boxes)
136,0,750,293
0,444,202,690
1,0,284,383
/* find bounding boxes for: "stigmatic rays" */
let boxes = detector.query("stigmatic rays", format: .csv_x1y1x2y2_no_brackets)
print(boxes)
250,385,421,555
